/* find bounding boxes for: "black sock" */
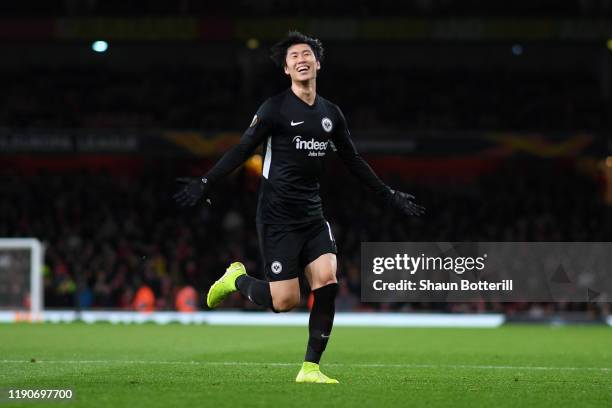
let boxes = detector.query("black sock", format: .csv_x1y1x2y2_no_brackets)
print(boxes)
236,275,274,310
305,283,338,364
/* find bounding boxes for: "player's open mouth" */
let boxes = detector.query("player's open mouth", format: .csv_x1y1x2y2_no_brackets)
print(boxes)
297,65,310,73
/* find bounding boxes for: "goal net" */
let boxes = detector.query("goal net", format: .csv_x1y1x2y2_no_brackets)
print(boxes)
0,238,43,316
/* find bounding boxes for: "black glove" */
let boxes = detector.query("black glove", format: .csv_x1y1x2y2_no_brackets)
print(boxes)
173,177,211,207
385,188,425,216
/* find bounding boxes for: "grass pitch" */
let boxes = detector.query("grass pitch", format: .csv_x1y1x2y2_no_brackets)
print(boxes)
0,323,610,407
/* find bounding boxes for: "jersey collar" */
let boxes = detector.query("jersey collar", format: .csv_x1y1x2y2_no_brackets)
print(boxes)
288,88,319,110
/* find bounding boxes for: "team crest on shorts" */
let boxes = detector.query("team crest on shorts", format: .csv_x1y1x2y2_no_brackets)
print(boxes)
321,117,333,133
271,261,283,274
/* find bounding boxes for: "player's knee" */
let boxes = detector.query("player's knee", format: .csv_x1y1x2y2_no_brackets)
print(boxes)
312,273,337,290
272,294,300,312
322,274,338,286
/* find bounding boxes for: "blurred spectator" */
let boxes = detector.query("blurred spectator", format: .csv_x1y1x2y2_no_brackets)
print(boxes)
176,286,198,312
133,284,156,312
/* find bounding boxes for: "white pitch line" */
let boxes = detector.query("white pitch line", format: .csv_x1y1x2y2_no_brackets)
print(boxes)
0,360,610,372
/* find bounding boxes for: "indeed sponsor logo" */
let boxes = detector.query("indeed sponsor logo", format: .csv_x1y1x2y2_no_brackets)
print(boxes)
292,136,329,151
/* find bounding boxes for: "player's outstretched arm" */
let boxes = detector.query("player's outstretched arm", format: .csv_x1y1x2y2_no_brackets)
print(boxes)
173,102,272,207
331,105,425,216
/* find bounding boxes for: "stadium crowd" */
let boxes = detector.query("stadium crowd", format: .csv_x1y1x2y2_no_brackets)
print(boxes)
1,66,604,131
1,159,608,313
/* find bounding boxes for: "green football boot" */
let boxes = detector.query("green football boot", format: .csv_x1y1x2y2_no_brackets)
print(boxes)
295,362,339,384
206,262,246,309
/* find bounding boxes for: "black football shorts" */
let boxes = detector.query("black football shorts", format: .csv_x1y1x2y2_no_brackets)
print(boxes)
256,219,337,282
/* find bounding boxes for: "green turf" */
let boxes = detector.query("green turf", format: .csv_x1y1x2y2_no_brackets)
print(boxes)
0,323,610,407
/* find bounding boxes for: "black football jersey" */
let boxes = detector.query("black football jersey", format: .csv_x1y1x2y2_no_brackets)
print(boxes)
206,88,387,224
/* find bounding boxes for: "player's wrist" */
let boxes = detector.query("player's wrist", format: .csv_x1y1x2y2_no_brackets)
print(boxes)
199,175,215,191
379,185,395,202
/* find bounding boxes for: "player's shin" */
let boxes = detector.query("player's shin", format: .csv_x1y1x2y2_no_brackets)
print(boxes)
305,283,338,364
235,275,274,310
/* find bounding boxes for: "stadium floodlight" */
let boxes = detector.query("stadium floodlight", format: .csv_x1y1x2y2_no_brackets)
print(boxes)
246,38,260,49
92,40,108,53
0,238,44,319
512,44,523,56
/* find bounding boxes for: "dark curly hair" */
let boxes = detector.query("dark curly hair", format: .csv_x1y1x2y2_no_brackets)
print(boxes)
270,30,324,68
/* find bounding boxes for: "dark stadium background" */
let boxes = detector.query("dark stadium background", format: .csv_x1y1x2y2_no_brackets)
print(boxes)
1,0,611,319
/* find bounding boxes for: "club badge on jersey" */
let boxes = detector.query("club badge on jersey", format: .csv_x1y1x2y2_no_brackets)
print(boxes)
321,117,333,133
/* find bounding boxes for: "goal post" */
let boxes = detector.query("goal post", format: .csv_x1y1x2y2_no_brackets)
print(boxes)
0,238,44,317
